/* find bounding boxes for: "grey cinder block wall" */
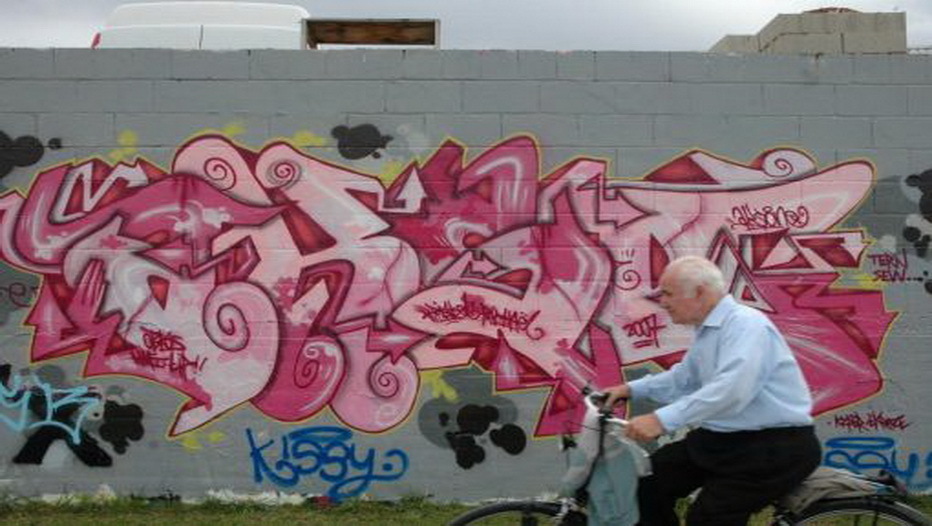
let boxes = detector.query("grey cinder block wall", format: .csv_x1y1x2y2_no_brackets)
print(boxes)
0,48,929,500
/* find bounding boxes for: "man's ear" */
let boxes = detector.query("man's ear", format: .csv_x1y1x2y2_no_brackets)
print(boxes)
694,284,706,300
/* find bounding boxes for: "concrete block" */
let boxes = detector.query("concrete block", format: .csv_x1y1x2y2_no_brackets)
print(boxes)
54,49,172,79
401,49,444,79
852,55,932,85
304,81,385,114
835,148,909,180
424,114,501,146
517,51,557,79
464,81,538,113
477,50,520,79
249,50,327,79
595,52,669,81
874,117,932,148
325,49,404,80
763,84,835,115
502,114,579,147
653,114,729,147
764,33,844,55
0,113,37,136
614,82,687,114
759,14,803,48
540,145,616,174
655,115,799,150
579,114,653,147
674,83,765,115
615,147,686,179
873,12,908,33
0,48,54,79
672,53,852,84
73,81,155,112
0,81,77,112
799,117,872,148
842,32,907,54
836,85,907,115
115,112,272,147
38,113,115,147
171,50,250,79
154,80,381,113
798,12,845,34
540,81,616,114
268,113,346,144
709,35,760,54
441,50,483,79
908,149,932,174
386,81,460,112
556,51,594,80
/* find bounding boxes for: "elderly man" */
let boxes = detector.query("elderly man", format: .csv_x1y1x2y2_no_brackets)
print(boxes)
604,256,820,526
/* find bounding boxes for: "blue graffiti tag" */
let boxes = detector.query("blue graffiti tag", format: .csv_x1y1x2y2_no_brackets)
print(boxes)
0,371,101,445
246,426,409,501
824,436,932,491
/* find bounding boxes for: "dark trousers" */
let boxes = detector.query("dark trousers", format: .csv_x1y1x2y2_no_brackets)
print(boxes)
637,426,821,526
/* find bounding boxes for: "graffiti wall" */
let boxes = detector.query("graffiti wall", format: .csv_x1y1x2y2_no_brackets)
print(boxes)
0,48,929,499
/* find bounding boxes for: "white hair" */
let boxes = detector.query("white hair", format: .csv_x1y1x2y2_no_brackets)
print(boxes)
666,256,726,298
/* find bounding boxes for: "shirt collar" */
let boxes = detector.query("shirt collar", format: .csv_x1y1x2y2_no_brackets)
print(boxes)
701,294,736,328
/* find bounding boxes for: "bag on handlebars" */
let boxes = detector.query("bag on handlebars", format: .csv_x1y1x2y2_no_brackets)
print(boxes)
778,467,904,514
559,438,642,526
557,402,650,526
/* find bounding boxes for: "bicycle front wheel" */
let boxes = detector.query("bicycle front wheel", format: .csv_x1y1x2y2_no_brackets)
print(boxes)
447,500,586,526
792,498,931,526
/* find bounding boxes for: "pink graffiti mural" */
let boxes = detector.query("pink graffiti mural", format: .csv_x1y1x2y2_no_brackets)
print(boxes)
0,135,896,436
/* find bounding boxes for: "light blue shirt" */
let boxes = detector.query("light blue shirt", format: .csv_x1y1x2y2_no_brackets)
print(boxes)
628,295,813,433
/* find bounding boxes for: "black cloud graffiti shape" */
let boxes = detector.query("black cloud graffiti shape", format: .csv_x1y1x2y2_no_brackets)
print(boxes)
331,124,393,160
904,170,932,258
99,400,145,454
442,403,527,469
0,132,46,178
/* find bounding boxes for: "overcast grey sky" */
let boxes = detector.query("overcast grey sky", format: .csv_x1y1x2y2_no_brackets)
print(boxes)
1,0,932,51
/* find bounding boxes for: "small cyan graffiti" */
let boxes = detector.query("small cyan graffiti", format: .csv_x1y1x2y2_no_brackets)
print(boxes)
0,365,100,444
246,426,409,501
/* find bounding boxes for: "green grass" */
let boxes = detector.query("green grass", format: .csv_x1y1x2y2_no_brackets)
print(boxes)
0,495,928,526
0,495,473,526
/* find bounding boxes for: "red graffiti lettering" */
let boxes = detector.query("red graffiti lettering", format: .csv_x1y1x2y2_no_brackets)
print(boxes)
727,203,810,231
135,327,204,379
868,249,909,282
830,410,911,432
622,314,666,349
415,295,544,340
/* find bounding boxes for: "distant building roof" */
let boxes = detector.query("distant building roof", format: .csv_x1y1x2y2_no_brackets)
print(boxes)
710,10,906,55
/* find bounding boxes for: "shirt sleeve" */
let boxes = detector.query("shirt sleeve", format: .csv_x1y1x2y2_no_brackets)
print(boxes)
654,315,777,432
627,353,698,405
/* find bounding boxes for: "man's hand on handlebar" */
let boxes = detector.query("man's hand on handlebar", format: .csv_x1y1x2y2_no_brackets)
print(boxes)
625,413,665,442
603,384,631,409
602,384,667,442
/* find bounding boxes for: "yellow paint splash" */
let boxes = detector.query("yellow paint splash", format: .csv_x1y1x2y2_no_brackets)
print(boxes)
851,271,884,290
378,159,406,185
179,430,227,451
107,130,138,163
292,131,328,148
421,370,459,403
179,434,203,451
221,121,246,137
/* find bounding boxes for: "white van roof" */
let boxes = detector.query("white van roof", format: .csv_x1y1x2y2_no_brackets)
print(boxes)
95,1,310,49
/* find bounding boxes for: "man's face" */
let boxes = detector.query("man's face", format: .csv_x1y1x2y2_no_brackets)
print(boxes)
658,269,706,326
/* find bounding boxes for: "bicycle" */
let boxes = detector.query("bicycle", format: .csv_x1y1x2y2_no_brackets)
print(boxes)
448,390,931,526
